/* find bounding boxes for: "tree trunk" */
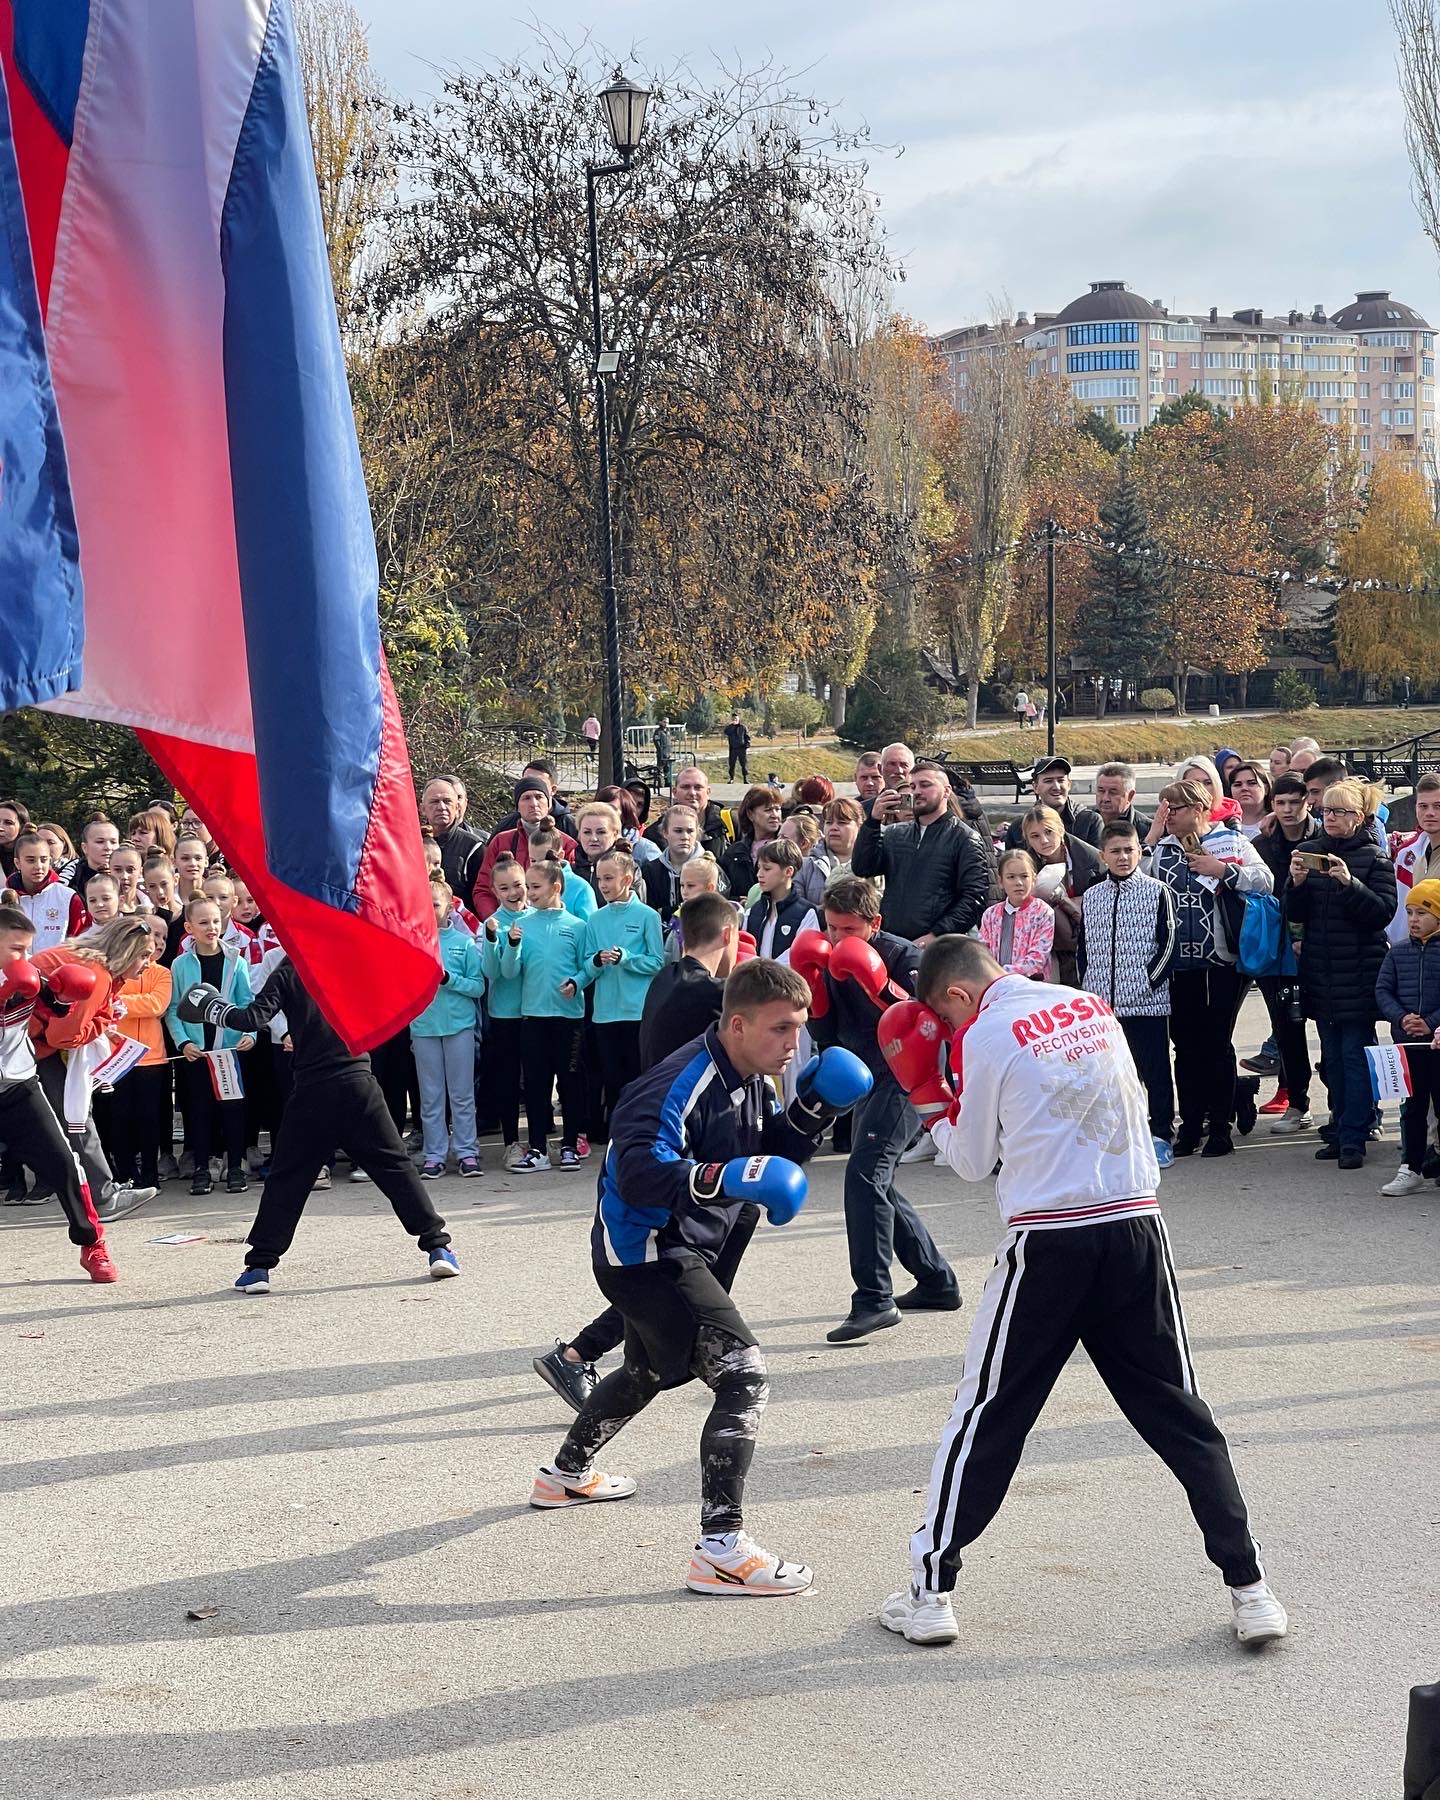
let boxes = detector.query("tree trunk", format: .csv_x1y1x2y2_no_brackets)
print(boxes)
1236,670,1249,709
966,673,980,731
829,681,847,728
1174,664,1188,717
1095,681,1108,719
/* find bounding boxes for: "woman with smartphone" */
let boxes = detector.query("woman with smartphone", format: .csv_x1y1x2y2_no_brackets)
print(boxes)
1286,778,1397,1171
1149,780,1273,1159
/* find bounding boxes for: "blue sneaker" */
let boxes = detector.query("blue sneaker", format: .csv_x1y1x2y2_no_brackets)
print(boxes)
428,1246,460,1280
1152,1136,1175,1170
234,1267,271,1295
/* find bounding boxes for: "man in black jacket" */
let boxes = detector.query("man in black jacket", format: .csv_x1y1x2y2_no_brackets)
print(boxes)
421,776,487,912
724,712,751,782
177,955,455,1293
853,761,989,945
797,877,959,1343
1003,756,1090,849
643,768,729,860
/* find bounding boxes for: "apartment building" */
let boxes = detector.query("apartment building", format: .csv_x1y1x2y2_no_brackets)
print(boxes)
933,280,1436,477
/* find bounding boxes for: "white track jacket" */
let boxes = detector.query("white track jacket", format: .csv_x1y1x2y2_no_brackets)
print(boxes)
931,974,1161,1231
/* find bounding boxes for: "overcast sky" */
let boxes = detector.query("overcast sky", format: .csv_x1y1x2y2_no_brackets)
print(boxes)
360,0,1440,335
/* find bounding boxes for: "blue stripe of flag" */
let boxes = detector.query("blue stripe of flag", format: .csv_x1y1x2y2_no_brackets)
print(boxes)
0,58,82,712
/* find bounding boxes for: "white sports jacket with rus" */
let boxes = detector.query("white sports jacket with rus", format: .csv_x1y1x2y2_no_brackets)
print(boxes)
1077,869,1178,1018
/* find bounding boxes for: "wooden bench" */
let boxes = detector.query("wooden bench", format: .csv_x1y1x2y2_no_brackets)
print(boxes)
935,758,1035,803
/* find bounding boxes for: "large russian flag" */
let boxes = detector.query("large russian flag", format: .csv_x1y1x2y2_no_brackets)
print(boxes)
0,0,439,1049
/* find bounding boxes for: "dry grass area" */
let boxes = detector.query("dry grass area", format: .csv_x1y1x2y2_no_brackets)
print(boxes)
686,707,1440,785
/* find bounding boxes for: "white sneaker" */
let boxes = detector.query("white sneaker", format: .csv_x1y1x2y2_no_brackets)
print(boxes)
1381,1164,1425,1196
1230,1579,1288,1644
312,1166,331,1190
502,1143,522,1168
879,1583,960,1645
529,1465,636,1508
348,1168,371,1183
512,1148,551,1173
685,1531,813,1596
1269,1109,1312,1135
899,1135,938,1165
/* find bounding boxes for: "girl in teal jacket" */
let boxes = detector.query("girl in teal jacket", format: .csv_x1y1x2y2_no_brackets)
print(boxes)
480,856,529,1163
502,860,589,1171
576,846,664,1129
411,880,487,1178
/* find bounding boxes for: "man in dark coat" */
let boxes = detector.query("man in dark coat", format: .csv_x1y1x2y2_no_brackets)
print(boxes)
852,761,989,945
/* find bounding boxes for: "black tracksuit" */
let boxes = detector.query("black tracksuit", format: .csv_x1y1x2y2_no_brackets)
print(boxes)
217,959,450,1271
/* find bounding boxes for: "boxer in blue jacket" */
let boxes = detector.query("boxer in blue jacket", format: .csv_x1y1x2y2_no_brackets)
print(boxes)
531,957,871,1597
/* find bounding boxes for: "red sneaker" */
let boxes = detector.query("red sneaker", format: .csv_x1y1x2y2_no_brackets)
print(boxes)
80,1239,119,1284
1258,1089,1290,1117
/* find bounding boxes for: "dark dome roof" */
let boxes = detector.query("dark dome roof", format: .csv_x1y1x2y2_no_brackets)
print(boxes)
1052,281,1164,326
1330,291,1432,331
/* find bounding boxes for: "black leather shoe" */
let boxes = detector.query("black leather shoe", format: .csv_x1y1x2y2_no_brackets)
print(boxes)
894,1284,963,1313
1234,1079,1259,1137
533,1343,599,1413
1314,1143,1341,1161
1173,1130,1203,1157
1338,1146,1365,1170
1201,1134,1234,1158
826,1307,902,1344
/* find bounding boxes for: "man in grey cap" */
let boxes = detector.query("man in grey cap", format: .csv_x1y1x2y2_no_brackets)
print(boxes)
1003,755,1086,849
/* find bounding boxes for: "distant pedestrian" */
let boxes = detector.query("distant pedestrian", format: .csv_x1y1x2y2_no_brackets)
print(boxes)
724,711,751,782
1013,689,1030,730
653,718,674,792
582,714,601,761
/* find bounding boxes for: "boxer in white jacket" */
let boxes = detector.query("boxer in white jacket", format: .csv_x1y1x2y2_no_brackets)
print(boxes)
874,936,1288,1649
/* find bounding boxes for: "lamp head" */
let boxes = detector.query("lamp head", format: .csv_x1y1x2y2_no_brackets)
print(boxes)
600,75,650,159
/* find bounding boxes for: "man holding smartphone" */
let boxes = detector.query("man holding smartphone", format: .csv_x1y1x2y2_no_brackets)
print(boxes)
1253,774,1322,1134
852,762,989,948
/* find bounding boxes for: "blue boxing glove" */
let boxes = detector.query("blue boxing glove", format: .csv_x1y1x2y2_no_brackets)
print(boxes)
690,1154,808,1226
787,1046,874,1135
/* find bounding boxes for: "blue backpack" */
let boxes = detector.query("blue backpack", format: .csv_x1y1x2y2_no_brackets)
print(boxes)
1235,892,1291,977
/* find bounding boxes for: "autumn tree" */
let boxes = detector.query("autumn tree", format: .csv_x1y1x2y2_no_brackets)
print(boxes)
930,324,1031,728
294,0,391,341
1335,453,1440,678
369,44,895,769
1131,407,1274,713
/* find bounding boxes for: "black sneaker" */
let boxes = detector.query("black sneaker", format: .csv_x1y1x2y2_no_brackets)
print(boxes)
1201,1135,1234,1158
1338,1146,1366,1170
226,1168,249,1194
1173,1130,1203,1158
191,1171,214,1195
1422,1148,1440,1180
1239,1053,1280,1077
826,1307,902,1344
1314,1143,1341,1161
1233,1079,1259,1137
532,1343,599,1413
893,1283,963,1312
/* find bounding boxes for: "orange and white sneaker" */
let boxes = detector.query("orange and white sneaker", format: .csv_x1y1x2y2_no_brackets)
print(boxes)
529,1464,637,1509
80,1239,119,1284
685,1531,813,1596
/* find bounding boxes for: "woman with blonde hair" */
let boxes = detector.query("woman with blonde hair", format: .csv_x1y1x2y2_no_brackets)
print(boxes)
1287,778,1396,1170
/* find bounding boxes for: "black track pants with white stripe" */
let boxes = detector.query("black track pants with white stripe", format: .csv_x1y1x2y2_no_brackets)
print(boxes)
911,1215,1263,1593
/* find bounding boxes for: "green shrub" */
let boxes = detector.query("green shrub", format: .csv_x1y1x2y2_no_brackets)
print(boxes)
1139,687,1177,717
684,694,718,735
1273,669,1317,713
773,693,826,737
837,645,944,750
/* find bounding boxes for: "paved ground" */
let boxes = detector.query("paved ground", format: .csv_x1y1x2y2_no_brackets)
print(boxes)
3,996,1437,1799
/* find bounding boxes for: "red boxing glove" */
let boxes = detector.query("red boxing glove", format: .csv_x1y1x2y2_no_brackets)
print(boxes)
878,999,955,1128
830,936,909,1008
790,929,832,1019
735,929,758,964
43,961,99,1011
0,958,41,1012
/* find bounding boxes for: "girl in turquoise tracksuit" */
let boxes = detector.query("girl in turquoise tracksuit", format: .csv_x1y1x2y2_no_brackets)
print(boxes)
501,859,588,1172
479,855,530,1164
167,900,255,1195
411,880,487,1178
577,847,665,1128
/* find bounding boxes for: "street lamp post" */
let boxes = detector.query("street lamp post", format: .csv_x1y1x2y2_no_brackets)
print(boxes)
587,75,650,788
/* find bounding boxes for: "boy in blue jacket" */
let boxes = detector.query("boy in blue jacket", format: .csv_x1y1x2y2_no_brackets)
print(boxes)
411,878,487,1179
1376,877,1440,1196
